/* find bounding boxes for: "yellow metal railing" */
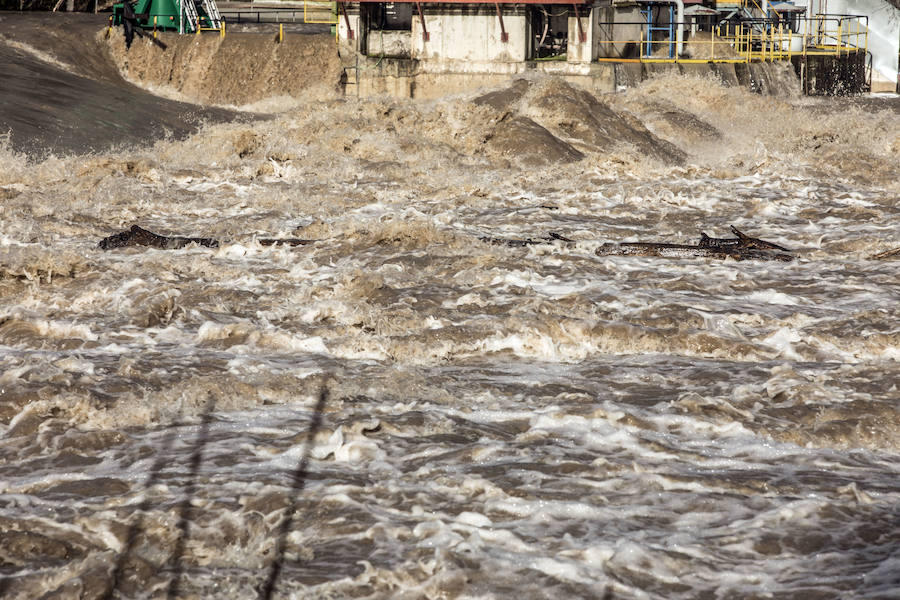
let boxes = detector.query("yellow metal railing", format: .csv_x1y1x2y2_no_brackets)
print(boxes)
596,33,750,63
596,24,751,64
804,14,868,55
743,0,767,17
212,4,338,33
595,15,867,64
722,23,791,61
207,3,338,40
717,15,868,62
304,1,338,25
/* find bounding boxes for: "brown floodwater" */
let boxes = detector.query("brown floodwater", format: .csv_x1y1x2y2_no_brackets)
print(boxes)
1,11,899,600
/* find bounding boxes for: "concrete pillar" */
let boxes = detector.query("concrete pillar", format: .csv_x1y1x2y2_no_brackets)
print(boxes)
567,7,600,63
338,12,363,55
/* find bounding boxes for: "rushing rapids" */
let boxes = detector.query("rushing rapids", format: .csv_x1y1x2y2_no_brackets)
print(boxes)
1,12,899,600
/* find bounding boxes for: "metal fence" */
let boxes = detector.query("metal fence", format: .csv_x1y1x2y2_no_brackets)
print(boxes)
595,14,868,64
218,1,337,25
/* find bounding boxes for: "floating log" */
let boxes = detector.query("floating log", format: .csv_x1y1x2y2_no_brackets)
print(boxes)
97,225,314,251
595,226,794,262
256,238,315,247
94,224,894,263
871,246,900,260
699,226,790,252
480,232,573,247
98,225,218,250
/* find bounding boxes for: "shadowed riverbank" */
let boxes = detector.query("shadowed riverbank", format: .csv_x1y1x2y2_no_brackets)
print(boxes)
0,12,252,156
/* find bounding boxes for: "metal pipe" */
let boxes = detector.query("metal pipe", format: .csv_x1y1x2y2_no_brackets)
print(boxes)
338,1,354,40
674,0,683,57
494,3,508,43
573,3,586,43
416,2,429,41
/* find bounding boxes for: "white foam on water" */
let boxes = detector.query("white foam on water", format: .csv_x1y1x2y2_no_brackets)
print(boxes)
196,321,330,355
2,68,899,600
31,318,98,341
478,330,596,362
745,290,806,307
760,326,806,361
489,269,591,297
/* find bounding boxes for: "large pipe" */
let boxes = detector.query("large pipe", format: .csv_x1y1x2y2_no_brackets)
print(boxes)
676,0,683,57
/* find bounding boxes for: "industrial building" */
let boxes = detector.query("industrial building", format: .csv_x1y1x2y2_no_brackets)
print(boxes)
113,0,899,96
330,0,890,96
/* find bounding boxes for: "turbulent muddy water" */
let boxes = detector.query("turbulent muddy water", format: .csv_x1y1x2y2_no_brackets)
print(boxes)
2,13,900,600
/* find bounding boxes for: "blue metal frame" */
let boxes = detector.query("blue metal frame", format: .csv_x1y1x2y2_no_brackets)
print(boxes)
643,3,675,58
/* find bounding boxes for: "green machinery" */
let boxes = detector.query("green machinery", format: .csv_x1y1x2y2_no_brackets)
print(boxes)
112,0,223,34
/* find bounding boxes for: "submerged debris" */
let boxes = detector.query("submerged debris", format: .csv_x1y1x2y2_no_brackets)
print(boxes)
98,225,219,250
96,225,895,263
480,232,573,247
595,226,794,262
871,246,900,260
97,225,314,251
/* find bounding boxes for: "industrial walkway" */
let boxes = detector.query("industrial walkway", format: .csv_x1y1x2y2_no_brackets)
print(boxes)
216,0,335,32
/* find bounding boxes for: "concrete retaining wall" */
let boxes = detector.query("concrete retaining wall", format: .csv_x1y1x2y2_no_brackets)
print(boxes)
791,52,868,96
413,8,529,62
344,59,801,100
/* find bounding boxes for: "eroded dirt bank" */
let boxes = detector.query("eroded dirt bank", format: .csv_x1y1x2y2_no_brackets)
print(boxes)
0,12,342,155
102,24,343,108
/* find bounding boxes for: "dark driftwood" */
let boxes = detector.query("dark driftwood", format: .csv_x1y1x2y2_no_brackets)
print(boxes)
98,225,218,250
699,226,790,252
481,232,574,247
97,225,314,251
595,226,794,262
871,246,900,260
256,238,315,247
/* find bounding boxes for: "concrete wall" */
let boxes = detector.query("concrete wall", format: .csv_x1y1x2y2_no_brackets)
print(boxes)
595,4,643,59
412,6,528,62
341,58,802,100
367,30,413,59
567,8,601,62
338,13,363,55
341,6,528,63
792,51,868,95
